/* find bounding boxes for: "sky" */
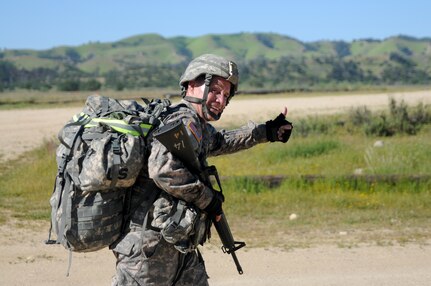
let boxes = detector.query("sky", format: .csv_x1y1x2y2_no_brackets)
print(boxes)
1,0,430,50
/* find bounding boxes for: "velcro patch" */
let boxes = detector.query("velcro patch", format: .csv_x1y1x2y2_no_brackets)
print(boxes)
188,121,202,143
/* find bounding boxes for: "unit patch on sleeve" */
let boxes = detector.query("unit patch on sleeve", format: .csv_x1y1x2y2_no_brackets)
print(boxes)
188,121,202,143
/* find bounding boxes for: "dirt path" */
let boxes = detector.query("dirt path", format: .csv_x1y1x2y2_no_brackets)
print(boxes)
0,221,430,286
1,90,431,285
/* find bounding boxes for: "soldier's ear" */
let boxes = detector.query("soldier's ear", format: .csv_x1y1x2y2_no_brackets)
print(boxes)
186,81,195,95
188,80,196,88
187,80,204,96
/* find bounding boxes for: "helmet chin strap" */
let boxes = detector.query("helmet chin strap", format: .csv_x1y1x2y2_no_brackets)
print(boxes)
184,74,222,121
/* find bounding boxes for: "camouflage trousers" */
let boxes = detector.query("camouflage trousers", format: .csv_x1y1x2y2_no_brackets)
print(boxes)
111,228,209,286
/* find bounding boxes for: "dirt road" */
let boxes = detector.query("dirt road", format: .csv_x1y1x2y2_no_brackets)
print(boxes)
0,220,430,286
1,90,431,285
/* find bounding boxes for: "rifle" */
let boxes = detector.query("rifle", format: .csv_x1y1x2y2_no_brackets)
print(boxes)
153,119,246,275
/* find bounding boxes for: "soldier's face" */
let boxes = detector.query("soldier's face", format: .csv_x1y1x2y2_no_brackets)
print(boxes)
189,76,231,121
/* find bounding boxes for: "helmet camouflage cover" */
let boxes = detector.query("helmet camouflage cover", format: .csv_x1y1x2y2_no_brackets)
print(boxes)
179,54,239,93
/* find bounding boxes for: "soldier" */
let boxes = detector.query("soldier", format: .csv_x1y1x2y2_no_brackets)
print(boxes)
111,54,293,285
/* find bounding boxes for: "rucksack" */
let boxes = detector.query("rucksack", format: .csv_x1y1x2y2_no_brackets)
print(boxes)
46,95,170,257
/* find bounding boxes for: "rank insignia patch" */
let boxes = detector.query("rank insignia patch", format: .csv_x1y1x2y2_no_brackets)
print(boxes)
188,121,202,143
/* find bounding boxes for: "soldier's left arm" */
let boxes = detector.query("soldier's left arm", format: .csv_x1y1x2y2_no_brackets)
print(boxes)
208,108,293,156
207,121,268,157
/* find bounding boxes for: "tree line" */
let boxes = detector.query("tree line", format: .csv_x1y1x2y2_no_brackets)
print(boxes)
1,53,430,92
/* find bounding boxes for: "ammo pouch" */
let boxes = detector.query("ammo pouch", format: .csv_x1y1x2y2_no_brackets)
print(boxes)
151,196,208,253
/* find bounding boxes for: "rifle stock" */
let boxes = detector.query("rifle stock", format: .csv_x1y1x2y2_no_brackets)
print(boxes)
153,120,246,274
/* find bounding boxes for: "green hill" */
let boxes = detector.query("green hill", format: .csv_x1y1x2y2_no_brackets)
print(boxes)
1,33,430,91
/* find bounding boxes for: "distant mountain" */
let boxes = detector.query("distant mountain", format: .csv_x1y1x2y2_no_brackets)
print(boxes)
1,33,430,91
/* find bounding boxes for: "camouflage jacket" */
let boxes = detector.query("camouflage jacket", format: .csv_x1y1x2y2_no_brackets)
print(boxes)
148,100,268,210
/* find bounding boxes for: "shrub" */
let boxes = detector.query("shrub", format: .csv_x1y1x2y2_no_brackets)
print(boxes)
349,106,372,126
80,79,101,91
57,79,80,91
364,114,395,136
351,98,431,136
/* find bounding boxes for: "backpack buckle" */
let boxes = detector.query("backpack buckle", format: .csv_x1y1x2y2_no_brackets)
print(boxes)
112,139,122,155
113,146,121,155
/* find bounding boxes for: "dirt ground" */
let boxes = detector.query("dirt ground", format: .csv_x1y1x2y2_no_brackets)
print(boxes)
1,90,431,285
0,220,430,286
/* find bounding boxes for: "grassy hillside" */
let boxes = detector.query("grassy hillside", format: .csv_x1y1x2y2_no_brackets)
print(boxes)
1,33,430,91
2,33,429,71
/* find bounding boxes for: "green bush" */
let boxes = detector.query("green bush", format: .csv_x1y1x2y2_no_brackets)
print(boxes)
57,79,80,91
57,79,101,91
344,98,431,136
293,98,431,138
364,113,396,136
348,106,372,126
80,79,101,91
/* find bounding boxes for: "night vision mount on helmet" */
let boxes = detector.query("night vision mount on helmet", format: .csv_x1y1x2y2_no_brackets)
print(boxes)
179,54,239,121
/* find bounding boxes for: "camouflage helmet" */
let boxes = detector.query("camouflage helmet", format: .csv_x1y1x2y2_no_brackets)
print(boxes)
179,54,239,94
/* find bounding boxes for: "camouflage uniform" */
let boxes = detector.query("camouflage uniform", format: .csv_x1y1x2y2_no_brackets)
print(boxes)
111,100,268,285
